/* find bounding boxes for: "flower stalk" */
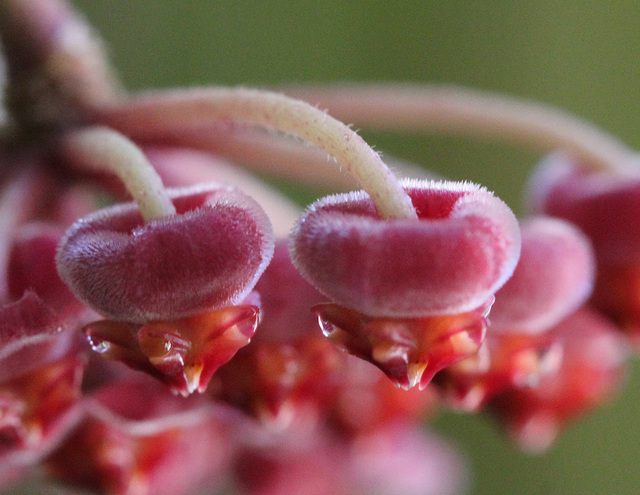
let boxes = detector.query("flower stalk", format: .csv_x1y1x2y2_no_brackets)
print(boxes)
97,88,418,220
61,127,176,221
284,84,638,175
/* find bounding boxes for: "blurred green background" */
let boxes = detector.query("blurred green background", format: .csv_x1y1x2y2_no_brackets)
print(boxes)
70,1,640,494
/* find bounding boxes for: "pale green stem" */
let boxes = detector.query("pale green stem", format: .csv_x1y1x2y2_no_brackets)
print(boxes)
145,123,436,190
284,84,637,175
62,126,176,221
99,88,418,220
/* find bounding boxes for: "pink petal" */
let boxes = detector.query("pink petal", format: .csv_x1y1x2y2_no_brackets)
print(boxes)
46,376,238,495
290,179,520,318
8,223,84,320
526,153,640,335
349,422,469,495
57,183,274,322
489,216,595,333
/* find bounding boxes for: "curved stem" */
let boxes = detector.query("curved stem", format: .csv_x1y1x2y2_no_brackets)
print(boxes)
146,146,301,237
131,123,435,191
62,126,176,221
97,88,418,220
284,84,636,175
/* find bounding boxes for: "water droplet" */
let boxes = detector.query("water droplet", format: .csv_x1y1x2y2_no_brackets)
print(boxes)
236,308,259,338
317,315,335,338
88,336,111,354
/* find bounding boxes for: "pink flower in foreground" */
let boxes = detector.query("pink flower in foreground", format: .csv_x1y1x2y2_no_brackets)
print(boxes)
57,183,274,395
290,179,520,389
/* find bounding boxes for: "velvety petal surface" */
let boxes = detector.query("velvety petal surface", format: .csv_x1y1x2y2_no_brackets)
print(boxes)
56,183,274,322
290,179,520,317
489,216,595,333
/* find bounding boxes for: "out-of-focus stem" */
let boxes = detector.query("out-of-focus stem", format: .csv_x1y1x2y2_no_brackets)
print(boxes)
284,84,637,175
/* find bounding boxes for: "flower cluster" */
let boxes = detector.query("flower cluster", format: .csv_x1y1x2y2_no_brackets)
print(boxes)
0,1,635,494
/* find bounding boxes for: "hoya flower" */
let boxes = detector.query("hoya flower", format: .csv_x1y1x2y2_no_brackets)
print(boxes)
0,292,86,485
45,376,239,495
5,1,640,493
57,183,273,323
290,179,520,389
527,152,640,341
210,240,346,428
435,216,595,410
487,307,629,453
57,181,274,396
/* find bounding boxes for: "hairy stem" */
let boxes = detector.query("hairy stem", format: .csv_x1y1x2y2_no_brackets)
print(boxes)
62,127,176,221
98,88,418,220
284,84,636,174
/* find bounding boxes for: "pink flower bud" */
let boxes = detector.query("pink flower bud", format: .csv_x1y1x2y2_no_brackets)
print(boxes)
57,183,274,323
489,216,595,333
290,179,520,318
527,153,640,338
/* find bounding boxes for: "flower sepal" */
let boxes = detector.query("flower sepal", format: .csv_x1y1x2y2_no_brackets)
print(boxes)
434,332,563,411
211,335,346,429
314,300,491,390
83,304,259,396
